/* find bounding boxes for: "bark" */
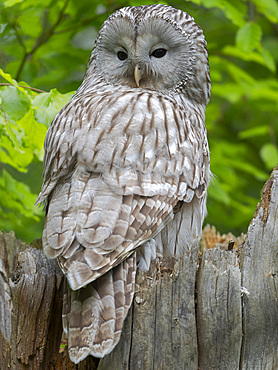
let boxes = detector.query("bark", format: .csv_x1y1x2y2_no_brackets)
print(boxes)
1,166,277,369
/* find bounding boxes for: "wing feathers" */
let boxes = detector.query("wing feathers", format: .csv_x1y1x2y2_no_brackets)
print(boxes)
43,169,180,290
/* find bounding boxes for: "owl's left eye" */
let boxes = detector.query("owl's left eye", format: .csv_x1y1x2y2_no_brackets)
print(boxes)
117,51,128,61
151,48,167,58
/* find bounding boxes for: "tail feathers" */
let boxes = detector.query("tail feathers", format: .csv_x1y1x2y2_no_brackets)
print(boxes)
62,253,136,364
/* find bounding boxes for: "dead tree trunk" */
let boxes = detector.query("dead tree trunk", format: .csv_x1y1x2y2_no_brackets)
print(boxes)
1,166,278,369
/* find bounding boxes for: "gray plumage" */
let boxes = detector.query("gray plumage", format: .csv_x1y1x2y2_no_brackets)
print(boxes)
36,4,211,364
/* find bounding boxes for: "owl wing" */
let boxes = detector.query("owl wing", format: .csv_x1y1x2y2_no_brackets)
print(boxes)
37,89,209,290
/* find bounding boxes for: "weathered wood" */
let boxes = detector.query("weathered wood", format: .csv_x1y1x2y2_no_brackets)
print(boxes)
11,248,64,369
0,167,278,369
99,239,199,370
0,233,66,369
197,248,242,369
240,169,278,369
0,231,26,369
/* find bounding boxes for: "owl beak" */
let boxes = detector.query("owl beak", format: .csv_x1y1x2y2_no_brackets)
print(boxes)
134,65,141,87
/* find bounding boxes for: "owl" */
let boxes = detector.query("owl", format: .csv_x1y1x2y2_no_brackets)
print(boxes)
36,4,210,364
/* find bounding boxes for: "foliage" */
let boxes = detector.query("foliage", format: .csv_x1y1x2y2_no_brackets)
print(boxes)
0,0,278,242
0,69,74,241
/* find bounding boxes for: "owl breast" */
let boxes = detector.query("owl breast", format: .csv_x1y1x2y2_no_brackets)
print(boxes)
43,83,208,201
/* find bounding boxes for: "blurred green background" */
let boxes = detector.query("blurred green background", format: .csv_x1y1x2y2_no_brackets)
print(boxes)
0,0,278,242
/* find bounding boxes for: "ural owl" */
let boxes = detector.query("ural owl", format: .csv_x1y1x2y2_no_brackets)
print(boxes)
36,4,210,364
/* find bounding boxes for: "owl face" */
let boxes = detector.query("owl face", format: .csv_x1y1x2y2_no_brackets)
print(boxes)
93,11,195,92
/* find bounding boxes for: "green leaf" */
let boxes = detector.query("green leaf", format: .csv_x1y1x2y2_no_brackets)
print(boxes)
212,83,246,103
0,135,33,171
222,45,276,72
225,63,256,85
0,85,31,120
177,0,246,26
32,89,74,126
17,8,43,38
0,170,38,214
17,108,47,150
252,0,278,23
49,89,74,109
226,158,268,181
3,0,24,6
0,68,17,85
236,22,262,53
262,48,276,73
0,169,44,241
251,81,278,102
239,126,269,139
260,143,278,170
218,1,246,27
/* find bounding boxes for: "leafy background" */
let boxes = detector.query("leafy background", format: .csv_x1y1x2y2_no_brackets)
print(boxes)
0,0,278,243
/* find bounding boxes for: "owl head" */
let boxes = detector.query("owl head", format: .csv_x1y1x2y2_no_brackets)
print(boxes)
84,5,210,105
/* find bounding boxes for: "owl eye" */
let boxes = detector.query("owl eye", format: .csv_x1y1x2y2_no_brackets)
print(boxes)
151,48,167,58
117,51,128,61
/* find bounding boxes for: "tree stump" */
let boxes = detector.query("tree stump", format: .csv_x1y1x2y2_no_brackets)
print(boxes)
1,166,277,369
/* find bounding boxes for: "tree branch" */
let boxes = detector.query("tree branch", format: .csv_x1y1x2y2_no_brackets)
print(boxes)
15,0,70,81
54,13,103,35
249,0,255,21
53,8,117,35
0,83,46,93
